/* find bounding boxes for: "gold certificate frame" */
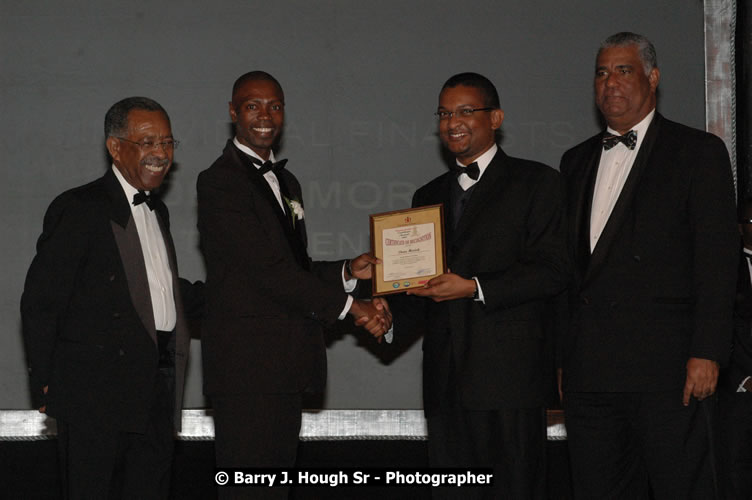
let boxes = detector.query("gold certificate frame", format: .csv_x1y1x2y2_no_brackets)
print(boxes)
370,204,447,296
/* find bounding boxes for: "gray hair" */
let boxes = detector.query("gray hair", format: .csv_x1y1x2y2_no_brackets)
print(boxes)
599,32,658,75
104,97,169,138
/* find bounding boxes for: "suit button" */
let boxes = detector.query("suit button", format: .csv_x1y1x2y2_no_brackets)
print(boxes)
610,301,618,308
581,296,590,305
113,312,121,319
119,349,125,356
633,255,641,262
109,274,116,281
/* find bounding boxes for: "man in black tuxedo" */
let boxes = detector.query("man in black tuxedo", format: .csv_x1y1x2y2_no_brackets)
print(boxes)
197,71,390,499
720,199,752,499
404,72,567,499
21,97,201,498
559,32,738,499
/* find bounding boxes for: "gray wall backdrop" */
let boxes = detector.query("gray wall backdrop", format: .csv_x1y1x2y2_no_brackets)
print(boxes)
2,0,707,409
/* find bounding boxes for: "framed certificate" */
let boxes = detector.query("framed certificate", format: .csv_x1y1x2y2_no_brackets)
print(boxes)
369,204,447,296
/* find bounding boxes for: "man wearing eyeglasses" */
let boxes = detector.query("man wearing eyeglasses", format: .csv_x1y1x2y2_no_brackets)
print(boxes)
402,72,567,498
21,97,202,498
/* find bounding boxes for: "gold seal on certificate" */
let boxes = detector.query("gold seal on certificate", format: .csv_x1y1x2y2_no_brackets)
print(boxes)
370,204,447,295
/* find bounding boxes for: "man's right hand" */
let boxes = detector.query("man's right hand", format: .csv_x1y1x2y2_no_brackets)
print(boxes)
350,299,392,339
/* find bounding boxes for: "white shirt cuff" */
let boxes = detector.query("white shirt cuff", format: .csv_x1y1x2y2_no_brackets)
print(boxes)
342,263,357,292
738,375,751,392
473,277,485,303
338,295,354,320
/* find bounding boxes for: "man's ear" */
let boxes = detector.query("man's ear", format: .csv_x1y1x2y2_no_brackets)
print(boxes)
228,101,238,123
105,136,121,163
491,109,504,130
649,67,660,93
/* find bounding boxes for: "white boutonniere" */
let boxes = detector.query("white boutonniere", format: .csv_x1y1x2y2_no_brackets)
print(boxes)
284,197,304,228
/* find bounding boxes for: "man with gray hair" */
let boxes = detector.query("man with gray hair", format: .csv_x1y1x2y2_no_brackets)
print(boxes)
22,97,202,498
558,32,737,498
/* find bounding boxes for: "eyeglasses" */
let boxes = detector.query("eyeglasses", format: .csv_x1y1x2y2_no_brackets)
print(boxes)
435,107,494,120
117,137,180,152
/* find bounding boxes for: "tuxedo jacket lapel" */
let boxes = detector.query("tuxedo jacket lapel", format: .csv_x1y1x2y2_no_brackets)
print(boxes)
452,150,508,243
228,142,310,269
571,142,601,276
276,168,310,269
583,114,662,284
104,171,157,345
231,144,292,229
431,175,456,246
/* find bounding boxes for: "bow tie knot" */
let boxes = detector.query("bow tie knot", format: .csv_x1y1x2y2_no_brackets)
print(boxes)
602,130,637,151
451,161,480,181
132,190,157,210
249,156,288,175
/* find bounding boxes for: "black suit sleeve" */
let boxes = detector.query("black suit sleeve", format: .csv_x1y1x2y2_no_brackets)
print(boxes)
475,167,568,311
197,168,347,323
687,134,739,363
179,278,206,320
21,194,90,407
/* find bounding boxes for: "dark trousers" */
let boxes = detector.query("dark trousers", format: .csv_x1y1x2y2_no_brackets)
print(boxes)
426,365,546,500
720,389,752,499
565,391,720,500
211,393,303,500
56,368,175,500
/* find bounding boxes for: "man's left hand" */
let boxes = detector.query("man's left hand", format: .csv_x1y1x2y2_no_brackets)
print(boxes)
406,272,476,302
682,357,719,406
347,253,381,280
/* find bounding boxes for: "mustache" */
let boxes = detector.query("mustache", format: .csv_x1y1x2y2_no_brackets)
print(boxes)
140,156,170,168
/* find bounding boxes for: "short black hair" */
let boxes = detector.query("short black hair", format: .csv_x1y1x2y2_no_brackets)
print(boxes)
104,97,169,138
440,72,500,109
231,71,284,100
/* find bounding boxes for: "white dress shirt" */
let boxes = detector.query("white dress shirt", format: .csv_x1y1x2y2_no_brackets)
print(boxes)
112,166,176,331
590,110,655,252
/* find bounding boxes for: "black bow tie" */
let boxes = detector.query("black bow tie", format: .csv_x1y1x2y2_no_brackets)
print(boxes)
451,161,480,181
249,156,288,175
132,190,157,210
602,130,637,151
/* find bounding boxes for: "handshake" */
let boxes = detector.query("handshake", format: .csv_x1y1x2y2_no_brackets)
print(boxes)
345,253,393,342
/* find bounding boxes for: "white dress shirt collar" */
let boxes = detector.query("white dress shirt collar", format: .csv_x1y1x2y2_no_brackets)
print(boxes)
455,143,498,191
233,137,276,165
112,164,142,202
605,108,655,152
